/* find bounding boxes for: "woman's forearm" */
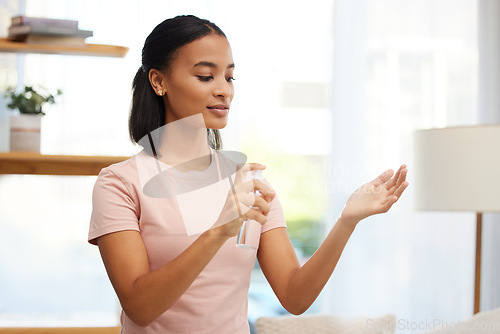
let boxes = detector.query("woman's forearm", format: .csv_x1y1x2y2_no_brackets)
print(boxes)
258,166,407,315
284,217,357,314
100,228,229,327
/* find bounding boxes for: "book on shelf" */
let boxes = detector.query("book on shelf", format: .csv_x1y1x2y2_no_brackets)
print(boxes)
5,15,94,46
8,23,93,38
11,15,79,29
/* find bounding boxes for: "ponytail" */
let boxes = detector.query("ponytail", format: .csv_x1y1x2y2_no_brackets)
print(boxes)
208,129,222,150
129,66,165,143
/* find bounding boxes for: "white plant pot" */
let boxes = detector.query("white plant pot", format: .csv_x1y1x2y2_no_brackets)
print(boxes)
10,114,42,153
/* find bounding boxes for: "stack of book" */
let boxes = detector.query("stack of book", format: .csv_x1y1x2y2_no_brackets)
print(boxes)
7,16,93,46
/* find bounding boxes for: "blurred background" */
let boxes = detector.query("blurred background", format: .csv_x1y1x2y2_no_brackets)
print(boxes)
0,0,499,333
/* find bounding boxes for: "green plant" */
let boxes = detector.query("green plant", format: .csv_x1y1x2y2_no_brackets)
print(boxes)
4,86,62,115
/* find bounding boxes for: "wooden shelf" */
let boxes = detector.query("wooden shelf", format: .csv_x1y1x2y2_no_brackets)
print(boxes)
0,38,128,57
0,152,129,175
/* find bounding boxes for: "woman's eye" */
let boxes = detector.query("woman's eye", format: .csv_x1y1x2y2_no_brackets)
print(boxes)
226,77,235,83
196,76,213,82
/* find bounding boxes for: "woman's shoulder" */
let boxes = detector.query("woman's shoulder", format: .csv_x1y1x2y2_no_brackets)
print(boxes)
97,151,145,184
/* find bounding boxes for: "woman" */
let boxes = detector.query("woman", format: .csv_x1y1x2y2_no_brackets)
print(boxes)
89,15,408,333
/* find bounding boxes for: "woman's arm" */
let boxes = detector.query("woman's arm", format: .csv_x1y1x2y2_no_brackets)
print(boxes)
257,220,354,315
98,163,275,327
257,165,408,315
98,228,229,327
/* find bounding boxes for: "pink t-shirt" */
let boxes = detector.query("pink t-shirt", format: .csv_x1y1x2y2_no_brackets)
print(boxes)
88,148,287,333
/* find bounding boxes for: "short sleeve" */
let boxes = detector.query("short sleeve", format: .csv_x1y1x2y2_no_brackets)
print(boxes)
261,192,287,234
88,167,140,245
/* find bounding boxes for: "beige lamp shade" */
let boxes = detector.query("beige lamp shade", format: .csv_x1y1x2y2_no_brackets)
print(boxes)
414,125,500,212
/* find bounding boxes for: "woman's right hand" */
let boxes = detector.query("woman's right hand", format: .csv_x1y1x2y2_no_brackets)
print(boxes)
211,163,276,238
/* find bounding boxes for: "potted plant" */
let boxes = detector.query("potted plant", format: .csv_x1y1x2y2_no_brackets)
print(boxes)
4,85,62,152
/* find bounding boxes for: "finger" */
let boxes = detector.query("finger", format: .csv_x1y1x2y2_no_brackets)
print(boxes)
372,169,394,187
252,196,271,216
235,162,266,185
239,194,271,216
380,181,408,214
248,162,266,172
395,167,408,190
385,165,405,189
238,192,257,209
226,174,254,218
391,181,409,201
236,162,266,176
387,167,407,195
237,195,270,225
243,208,268,225
253,179,276,203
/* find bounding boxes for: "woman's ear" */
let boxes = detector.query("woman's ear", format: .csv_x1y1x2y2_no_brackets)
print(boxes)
149,69,166,96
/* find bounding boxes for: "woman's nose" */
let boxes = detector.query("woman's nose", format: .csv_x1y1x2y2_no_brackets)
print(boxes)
213,77,231,98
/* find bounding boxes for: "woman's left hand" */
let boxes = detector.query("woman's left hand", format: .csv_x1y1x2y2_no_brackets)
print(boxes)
340,165,409,227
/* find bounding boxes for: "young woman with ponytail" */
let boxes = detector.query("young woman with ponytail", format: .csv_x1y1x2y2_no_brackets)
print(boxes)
88,15,408,333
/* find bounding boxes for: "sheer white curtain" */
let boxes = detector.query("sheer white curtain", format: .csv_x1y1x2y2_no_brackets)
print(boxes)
324,0,498,332
478,0,500,312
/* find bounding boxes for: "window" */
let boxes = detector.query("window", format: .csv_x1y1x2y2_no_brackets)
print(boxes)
0,0,486,331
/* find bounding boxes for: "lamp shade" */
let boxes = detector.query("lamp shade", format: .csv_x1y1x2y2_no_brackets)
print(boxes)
414,125,500,212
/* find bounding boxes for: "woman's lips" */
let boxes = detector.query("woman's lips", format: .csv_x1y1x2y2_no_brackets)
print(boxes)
207,105,229,116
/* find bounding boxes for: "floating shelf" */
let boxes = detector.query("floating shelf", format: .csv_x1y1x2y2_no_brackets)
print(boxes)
0,38,128,57
0,152,129,175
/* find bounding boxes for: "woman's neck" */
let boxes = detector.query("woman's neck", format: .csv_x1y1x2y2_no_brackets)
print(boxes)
156,114,212,171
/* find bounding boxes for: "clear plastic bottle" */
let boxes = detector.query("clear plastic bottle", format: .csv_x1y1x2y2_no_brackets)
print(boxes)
236,169,262,249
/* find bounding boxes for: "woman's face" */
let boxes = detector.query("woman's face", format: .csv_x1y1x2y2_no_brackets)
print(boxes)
160,34,235,129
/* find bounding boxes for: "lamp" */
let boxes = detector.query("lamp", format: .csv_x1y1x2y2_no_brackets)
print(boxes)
414,125,500,314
